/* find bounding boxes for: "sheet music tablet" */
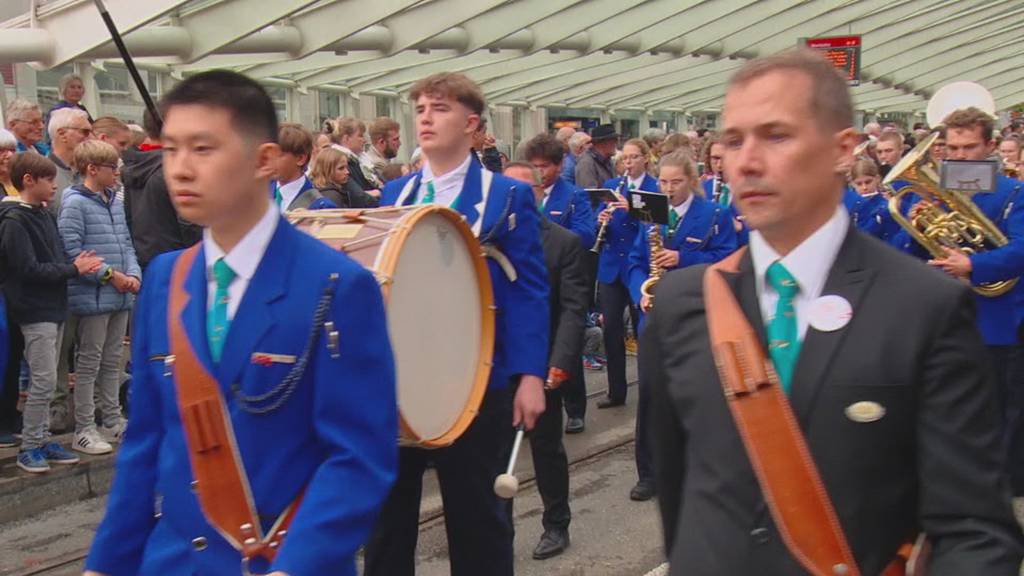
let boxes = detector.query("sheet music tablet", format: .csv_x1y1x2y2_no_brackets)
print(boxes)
627,190,670,225
585,188,620,206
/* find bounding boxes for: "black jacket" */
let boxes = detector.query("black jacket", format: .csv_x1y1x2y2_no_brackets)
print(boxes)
0,200,77,324
541,219,588,373
318,182,380,209
645,227,1024,575
121,148,201,269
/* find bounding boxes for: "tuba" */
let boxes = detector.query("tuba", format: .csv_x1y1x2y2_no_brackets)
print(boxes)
885,82,1017,297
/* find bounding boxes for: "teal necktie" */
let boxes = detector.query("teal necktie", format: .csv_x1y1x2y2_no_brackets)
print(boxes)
207,258,237,364
273,184,283,208
420,180,437,204
765,261,801,394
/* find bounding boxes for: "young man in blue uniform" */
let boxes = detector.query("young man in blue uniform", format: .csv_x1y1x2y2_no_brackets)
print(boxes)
271,123,335,212
522,132,594,434
593,138,656,413
83,71,398,576
365,72,549,576
626,150,738,502
895,107,1024,498
702,135,750,246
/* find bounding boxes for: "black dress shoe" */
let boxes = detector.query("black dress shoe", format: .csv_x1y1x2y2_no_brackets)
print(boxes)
564,417,585,434
596,397,625,409
532,529,570,559
630,480,656,501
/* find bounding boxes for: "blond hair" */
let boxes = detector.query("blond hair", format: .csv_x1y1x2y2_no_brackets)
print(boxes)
309,147,348,188
849,158,880,180
367,117,400,143
728,49,853,131
72,139,119,174
332,117,365,144
92,116,128,139
657,150,701,196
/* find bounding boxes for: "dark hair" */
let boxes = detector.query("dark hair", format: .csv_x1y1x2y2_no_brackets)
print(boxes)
11,152,57,191
159,70,278,143
521,133,565,165
943,107,995,142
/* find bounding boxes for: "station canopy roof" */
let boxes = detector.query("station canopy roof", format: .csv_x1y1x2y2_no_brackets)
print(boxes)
3,0,1024,114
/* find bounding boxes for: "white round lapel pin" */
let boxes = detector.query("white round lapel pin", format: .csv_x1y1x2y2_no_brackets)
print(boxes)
808,295,853,332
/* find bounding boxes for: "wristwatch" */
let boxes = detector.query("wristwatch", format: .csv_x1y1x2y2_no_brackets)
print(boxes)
100,267,114,284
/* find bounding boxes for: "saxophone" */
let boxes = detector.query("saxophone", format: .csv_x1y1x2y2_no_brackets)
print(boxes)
639,224,665,311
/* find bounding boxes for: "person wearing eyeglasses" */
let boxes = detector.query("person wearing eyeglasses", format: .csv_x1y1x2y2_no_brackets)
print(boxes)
58,139,141,457
47,108,93,215
5,99,50,156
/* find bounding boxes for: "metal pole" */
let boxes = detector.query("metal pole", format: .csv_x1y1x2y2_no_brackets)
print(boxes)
92,0,162,131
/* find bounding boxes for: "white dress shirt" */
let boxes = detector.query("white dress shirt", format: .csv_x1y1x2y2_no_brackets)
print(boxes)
276,175,307,214
420,153,473,207
627,174,645,190
541,184,555,209
749,205,850,340
203,203,279,321
670,194,694,226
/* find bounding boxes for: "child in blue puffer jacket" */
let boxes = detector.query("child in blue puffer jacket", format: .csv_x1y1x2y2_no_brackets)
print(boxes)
58,140,140,457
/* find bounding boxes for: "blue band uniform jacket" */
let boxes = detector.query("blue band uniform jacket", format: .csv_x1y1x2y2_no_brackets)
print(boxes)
626,194,739,306
382,154,550,387
541,177,596,248
85,218,398,576
702,178,749,246
890,175,1024,345
596,174,657,286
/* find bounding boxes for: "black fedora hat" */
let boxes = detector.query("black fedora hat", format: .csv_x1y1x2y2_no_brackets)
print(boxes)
590,123,619,142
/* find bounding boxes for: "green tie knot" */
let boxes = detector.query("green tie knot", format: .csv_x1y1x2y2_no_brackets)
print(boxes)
213,258,236,291
766,261,799,299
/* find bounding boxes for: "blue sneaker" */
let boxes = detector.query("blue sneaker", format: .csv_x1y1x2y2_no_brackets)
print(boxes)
17,448,50,473
0,432,18,448
41,443,80,465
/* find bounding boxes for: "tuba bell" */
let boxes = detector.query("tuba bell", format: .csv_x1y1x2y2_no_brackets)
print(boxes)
884,83,1018,297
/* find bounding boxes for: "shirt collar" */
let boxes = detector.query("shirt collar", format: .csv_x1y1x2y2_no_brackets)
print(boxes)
422,153,473,188
203,202,279,283
543,183,554,198
627,173,645,189
276,175,307,209
750,204,850,301
672,193,694,218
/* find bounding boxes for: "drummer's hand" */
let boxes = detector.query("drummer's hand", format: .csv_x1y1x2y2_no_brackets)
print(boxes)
513,375,546,430
640,294,652,313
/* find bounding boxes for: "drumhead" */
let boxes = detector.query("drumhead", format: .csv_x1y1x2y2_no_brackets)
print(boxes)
384,210,487,443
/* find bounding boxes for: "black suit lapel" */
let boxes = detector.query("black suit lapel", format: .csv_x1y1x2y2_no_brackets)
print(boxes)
721,249,768,350
788,226,876,426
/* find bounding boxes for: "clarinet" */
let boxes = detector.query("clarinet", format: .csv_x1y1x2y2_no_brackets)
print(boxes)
590,176,629,254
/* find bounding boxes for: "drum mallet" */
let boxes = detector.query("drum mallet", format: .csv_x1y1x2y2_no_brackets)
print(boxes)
494,425,526,499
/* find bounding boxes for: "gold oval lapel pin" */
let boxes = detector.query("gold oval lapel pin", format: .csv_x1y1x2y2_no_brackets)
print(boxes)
845,401,886,423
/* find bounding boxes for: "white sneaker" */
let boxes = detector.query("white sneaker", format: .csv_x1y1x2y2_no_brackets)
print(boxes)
99,420,126,444
73,430,113,455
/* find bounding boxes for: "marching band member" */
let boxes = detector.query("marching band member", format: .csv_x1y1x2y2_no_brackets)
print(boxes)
84,71,398,576
900,107,1024,498
702,135,749,246
367,72,549,576
626,150,737,503
593,138,656,413
647,50,1022,576
503,161,588,560
522,132,595,433
271,123,336,212
845,159,897,241
522,133,596,247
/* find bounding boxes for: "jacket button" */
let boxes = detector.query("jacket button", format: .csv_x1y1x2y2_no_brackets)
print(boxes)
191,537,208,551
750,527,770,544
190,480,199,493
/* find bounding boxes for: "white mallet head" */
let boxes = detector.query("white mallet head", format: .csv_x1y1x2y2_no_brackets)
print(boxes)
494,473,519,499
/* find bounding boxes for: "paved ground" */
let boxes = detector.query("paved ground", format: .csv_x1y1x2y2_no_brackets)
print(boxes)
1,357,671,576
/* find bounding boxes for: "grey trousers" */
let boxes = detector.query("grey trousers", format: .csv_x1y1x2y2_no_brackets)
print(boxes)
53,314,78,418
73,311,130,434
21,322,64,450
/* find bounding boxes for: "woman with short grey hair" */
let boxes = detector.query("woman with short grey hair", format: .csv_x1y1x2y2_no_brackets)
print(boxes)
48,73,94,125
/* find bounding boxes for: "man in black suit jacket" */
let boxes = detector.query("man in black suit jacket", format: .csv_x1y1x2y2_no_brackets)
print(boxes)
505,163,588,560
644,50,1023,575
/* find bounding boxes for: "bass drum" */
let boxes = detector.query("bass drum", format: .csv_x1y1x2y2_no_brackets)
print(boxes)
289,205,494,448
